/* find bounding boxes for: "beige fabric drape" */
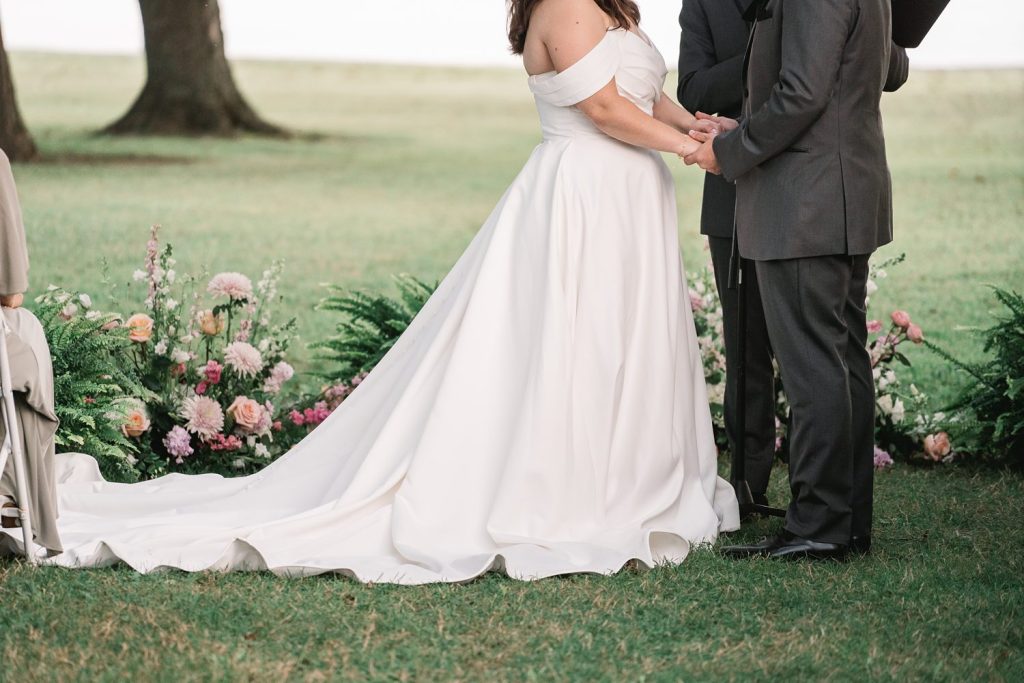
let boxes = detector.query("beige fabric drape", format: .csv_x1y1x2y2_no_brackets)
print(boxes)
1,308,62,552
0,150,30,297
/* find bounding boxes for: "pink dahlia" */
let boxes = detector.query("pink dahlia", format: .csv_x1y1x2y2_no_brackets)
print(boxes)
180,395,225,439
224,341,263,377
207,272,253,301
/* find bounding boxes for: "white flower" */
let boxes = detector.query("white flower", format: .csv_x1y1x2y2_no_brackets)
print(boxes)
78,293,92,309
85,310,103,321
877,394,894,416
166,269,176,283
166,298,178,311
872,367,882,381
232,458,246,469
152,266,165,282
171,349,192,364
254,443,270,459
892,399,906,424
866,280,879,296
133,270,147,282
154,340,169,356
258,338,271,353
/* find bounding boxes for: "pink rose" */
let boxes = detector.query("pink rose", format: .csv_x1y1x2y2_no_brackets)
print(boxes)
688,289,704,313
227,396,263,433
121,406,151,438
923,432,952,461
125,313,154,343
866,320,883,335
289,409,305,426
907,324,924,344
195,381,209,396
891,310,911,330
204,360,223,384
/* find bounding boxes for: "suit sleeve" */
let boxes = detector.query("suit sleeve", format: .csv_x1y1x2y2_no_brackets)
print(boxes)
884,42,910,92
713,0,855,182
677,0,744,115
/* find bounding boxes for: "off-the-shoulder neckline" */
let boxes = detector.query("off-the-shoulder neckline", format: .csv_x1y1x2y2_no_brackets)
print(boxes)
526,28,651,81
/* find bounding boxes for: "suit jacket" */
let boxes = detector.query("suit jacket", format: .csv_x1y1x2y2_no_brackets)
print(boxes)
0,150,29,297
677,0,750,238
714,0,910,260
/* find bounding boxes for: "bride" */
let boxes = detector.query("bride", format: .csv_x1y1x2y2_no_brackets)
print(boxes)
6,0,739,583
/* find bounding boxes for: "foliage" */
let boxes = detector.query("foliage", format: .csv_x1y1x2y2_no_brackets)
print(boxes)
927,287,1024,467
311,274,437,384
32,291,155,482
48,226,312,479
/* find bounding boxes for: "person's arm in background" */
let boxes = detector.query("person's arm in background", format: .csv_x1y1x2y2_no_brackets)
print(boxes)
677,0,744,116
0,150,29,309
885,42,910,92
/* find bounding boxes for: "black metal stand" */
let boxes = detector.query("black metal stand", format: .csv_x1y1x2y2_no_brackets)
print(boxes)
731,256,785,520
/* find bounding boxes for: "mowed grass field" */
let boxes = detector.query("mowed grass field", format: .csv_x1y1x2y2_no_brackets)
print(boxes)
0,54,1022,681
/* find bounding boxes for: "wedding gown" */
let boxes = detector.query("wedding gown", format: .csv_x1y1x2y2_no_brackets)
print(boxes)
4,28,738,583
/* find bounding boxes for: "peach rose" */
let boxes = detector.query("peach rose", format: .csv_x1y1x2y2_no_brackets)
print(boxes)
121,407,151,438
227,396,263,433
907,324,924,344
198,310,225,337
125,313,154,343
891,310,911,330
923,432,952,461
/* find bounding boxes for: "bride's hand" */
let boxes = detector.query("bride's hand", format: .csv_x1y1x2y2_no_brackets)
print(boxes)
677,135,702,159
695,111,738,132
689,118,721,136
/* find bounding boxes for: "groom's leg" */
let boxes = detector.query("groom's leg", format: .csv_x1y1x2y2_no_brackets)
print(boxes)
845,255,875,541
754,255,855,544
708,237,776,498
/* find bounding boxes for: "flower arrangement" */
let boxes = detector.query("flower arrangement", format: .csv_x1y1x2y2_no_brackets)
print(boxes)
46,226,304,478
687,265,729,450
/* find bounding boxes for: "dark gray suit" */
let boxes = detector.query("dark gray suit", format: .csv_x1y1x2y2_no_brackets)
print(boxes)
713,0,909,544
678,0,776,499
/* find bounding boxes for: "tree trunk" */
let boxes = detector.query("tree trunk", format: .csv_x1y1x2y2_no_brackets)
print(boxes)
0,18,38,161
105,0,283,136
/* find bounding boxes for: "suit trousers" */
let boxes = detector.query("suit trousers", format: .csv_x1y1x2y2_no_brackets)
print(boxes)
708,237,776,496
754,254,874,544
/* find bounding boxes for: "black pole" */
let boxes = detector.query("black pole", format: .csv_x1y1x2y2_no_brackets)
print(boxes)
730,254,785,520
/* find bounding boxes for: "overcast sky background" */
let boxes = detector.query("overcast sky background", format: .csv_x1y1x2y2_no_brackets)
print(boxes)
1,0,1022,70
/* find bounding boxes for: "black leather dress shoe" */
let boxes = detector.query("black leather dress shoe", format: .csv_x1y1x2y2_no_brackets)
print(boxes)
721,533,788,559
850,535,871,555
768,535,849,561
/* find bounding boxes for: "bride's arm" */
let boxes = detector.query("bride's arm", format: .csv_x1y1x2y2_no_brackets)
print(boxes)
652,94,716,135
536,0,700,157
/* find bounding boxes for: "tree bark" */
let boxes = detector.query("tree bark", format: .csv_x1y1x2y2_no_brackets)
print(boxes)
105,0,284,136
0,18,38,161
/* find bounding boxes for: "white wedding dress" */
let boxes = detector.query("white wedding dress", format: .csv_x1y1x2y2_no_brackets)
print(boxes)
5,28,738,583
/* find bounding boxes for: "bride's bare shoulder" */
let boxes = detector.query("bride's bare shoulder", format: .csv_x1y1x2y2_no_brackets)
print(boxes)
530,0,611,70
530,0,610,41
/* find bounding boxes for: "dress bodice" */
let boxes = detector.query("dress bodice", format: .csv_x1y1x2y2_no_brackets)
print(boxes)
527,28,668,141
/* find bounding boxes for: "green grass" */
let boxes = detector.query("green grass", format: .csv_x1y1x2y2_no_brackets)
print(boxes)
2,465,1021,681
1,54,1022,680
7,53,1024,404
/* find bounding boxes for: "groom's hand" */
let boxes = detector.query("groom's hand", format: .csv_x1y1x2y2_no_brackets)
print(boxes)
683,130,721,175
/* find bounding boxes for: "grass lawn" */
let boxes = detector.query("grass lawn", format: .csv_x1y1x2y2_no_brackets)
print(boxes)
0,54,1022,680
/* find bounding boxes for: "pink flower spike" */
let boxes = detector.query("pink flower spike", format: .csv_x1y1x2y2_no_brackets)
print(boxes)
890,310,911,330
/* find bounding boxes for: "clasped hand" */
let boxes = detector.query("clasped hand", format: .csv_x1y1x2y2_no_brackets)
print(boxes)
678,112,739,176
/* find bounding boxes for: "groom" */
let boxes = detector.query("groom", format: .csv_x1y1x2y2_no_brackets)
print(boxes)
684,0,909,559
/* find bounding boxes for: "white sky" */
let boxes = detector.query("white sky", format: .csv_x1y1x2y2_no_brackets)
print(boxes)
1,0,1022,70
